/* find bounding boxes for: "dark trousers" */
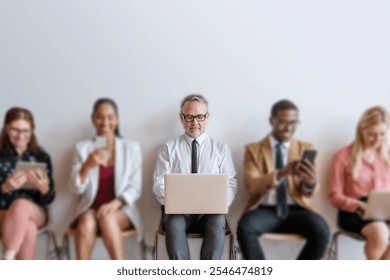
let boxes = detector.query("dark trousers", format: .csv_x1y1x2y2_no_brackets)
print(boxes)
237,205,330,260
163,213,226,260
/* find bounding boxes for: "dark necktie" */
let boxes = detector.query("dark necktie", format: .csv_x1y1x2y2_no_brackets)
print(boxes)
275,142,288,219
191,140,198,173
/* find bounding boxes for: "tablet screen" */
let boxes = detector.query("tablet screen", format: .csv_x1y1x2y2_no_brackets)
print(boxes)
15,161,48,189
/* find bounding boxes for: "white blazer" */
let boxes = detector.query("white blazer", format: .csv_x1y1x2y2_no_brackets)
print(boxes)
68,137,143,237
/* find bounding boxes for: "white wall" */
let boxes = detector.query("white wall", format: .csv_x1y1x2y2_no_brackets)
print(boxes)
1,0,390,259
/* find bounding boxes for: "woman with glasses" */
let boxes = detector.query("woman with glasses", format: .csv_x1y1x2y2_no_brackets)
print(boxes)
68,98,142,259
0,107,55,260
330,106,390,259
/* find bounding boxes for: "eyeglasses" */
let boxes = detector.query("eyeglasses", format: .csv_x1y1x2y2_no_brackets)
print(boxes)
275,119,300,128
181,113,208,122
7,126,32,135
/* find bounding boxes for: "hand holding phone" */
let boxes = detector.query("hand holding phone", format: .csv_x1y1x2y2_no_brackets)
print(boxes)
84,137,110,169
93,136,107,150
278,160,300,179
295,150,317,185
301,150,317,165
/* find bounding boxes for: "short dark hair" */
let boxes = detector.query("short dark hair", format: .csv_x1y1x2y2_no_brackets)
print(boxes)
271,99,299,117
92,97,121,137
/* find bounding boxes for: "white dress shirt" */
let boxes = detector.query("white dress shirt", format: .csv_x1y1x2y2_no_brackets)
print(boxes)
261,135,296,205
153,132,237,206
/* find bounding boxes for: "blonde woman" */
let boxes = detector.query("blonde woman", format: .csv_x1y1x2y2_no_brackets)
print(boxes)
330,106,390,260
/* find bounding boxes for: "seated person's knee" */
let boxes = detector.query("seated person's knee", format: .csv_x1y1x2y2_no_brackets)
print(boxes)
164,214,186,233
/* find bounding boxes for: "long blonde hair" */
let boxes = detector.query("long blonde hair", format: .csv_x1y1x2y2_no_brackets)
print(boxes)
350,106,390,179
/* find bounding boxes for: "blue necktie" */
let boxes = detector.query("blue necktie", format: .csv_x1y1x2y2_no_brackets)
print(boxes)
276,143,288,219
191,140,198,173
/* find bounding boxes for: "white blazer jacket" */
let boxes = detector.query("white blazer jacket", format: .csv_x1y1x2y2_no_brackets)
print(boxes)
68,137,142,236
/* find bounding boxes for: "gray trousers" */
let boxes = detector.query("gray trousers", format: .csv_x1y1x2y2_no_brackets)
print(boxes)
163,213,226,260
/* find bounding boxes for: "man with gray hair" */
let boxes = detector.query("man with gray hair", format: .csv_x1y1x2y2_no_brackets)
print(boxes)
153,94,237,260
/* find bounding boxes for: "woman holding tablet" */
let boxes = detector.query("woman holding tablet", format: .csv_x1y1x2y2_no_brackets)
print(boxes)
330,106,390,259
0,107,55,260
68,98,142,259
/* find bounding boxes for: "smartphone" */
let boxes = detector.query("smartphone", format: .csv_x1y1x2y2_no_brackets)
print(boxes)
301,150,317,164
93,136,107,150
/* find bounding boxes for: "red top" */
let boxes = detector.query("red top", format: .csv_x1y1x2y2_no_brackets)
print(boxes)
92,165,115,210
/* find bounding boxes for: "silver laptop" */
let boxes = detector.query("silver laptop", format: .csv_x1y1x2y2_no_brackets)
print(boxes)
164,173,229,214
364,192,390,220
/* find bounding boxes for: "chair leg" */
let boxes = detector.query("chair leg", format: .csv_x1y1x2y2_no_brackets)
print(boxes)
153,231,159,260
62,235,70,260
333,232,340,260
52,232,63,260
39,230,58,260
48,230,60,260
229,231,234,260
42,230,50,260
326,231,342,260
233,244,240,260
139,239,146,260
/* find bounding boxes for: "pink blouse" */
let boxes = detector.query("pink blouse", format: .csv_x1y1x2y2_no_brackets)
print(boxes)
329,145,390,212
